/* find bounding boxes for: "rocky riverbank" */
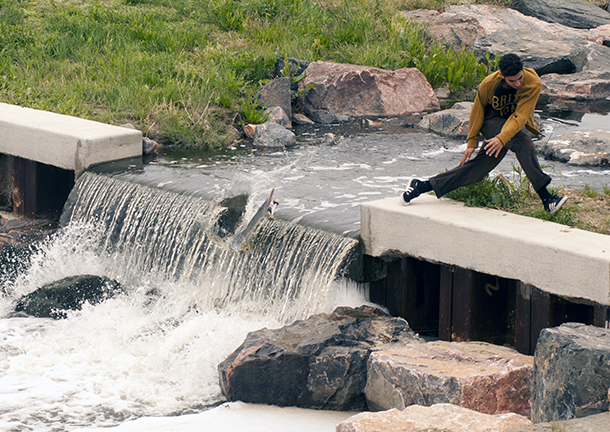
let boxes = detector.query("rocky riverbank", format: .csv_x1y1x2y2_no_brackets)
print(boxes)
246,2,610,172
225,1,610,431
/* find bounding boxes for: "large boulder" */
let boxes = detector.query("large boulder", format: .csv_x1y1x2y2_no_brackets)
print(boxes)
503,411,610,432
403,5,610,52
531,322,610,423
297,62,439,121
540,69,610,101
218,306,421,411
365,341,533,418
403,5,610,74
540,129,610,166
475,30,610,75
336,404,532,432
511,0,610,30
13,275,122,319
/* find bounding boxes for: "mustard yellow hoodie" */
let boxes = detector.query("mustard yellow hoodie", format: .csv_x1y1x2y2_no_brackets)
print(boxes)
466,67,543,149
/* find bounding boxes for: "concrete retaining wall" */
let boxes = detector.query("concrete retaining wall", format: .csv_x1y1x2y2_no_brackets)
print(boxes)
360,195,610,306
0,102,142,176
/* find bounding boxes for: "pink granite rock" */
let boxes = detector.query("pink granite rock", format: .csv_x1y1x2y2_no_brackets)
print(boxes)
540,70,610,100
365,341,534,419
298,61,439,118
402,5,610,50
336,403,532,432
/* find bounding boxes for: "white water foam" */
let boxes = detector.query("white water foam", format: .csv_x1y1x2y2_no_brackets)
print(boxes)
0,177,369,431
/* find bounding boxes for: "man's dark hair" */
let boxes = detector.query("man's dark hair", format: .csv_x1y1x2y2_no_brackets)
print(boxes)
498,53,524,77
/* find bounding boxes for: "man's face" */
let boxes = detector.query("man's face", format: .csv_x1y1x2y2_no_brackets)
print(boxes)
501,70,524,89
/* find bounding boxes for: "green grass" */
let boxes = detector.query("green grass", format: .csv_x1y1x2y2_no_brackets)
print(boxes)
444,168,579,227
0,0,500,150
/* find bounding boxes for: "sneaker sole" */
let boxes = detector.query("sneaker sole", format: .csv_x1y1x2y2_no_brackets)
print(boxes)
548,196,568,215
400,179,418,206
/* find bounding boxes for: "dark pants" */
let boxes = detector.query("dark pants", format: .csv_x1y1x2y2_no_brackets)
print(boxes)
429,116,551,198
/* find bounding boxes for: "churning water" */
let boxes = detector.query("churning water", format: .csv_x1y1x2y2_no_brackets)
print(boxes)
0,108,608,431
0,172,367,431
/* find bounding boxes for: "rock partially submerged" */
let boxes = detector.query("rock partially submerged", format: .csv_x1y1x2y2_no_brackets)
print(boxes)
13,274,122,319
218,306,421,411
417,102,471,137
540,129,610,166
336,404,532,432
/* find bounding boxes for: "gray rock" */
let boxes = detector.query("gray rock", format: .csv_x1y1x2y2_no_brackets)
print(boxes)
474,30,610,75
252,121,296,148
257,76,292,120
511,0,610,30
307,108,350,124
504,411,610,432
417,102,471,137
218,306,421,411
13,275,122,319
298,61,439,119
531,322,610,423
403,5,610,53
404,5,610,75
274,57,311,79
540,129,610,166
264,106,291,128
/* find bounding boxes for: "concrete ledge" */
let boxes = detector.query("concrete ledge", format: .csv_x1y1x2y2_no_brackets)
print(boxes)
0,102,142,174
360,195,610,306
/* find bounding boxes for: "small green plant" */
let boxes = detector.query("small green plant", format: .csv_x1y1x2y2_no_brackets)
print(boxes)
241,97,268,125
604,185,610,195
584,184,599,197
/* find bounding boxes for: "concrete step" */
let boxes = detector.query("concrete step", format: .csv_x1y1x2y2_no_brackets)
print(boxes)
0,102,142,176
360,195,610,306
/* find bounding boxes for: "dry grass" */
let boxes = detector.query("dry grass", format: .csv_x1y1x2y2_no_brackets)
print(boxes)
562,189,610,235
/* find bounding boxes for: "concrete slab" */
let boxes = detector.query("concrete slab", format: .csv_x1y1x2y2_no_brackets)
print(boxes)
0,102,142,175
360,195,610,306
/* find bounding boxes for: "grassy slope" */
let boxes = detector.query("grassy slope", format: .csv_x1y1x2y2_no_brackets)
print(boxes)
0,0,501,149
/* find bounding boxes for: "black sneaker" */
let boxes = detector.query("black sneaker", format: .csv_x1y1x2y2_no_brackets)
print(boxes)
400,179,422,205
544,195,567,214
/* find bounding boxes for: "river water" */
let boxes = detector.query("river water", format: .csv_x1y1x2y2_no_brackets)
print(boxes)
0,108,608,432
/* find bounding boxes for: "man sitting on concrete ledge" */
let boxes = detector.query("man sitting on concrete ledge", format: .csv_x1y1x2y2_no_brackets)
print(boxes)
400,53,567,214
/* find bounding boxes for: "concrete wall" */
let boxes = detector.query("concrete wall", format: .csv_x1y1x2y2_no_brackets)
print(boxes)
0,102,142,176
361,195,610,306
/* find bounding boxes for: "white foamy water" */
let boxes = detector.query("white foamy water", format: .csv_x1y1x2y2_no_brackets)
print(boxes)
0,175,368,431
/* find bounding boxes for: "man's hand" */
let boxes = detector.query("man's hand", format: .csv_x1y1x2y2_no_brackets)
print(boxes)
484,136,504,158
459,147,475,166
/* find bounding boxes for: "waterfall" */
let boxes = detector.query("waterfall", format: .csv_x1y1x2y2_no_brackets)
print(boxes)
60,172,361,323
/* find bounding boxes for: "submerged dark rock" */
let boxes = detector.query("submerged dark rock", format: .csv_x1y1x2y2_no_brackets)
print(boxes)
218,305,421,411
13,274,122,319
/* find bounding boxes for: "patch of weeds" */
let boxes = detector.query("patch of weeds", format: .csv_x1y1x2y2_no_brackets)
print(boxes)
445,167,579,228
584,184,599,198
241,96,268,125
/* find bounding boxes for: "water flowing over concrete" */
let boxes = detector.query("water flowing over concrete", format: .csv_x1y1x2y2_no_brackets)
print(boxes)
61,172,360,323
